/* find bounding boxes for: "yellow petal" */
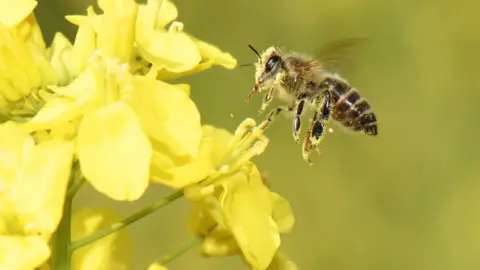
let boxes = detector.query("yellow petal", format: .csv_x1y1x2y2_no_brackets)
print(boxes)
78,101,151,201
53,67,97,100
49,121,79,141
69,12,97,77
220,167,279,270
265,251,298,270
189,35,237,69
157,60,214,81
270,193,295,234
156,35,237,80
136,29,201,73
0,235,50,270
150,138,215,188
23,97,78,132
0,24,42,98
0,0,37,28
187,195,220,236
48,32,74,85
147,264,169,270
10,140,74,235
71,208,130,270
137,0,178,29
24,68,97,132
157,0,178,28
20,14,58,86
0,121,34,185
97,0,137,63
127,76,201,158
19,13,46,49
201,125,233,164
201,227,240,257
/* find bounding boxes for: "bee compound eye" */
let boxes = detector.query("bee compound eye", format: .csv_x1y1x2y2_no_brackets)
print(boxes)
265,55,281,72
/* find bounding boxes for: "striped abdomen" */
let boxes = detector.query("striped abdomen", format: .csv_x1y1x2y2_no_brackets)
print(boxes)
319,77,378,136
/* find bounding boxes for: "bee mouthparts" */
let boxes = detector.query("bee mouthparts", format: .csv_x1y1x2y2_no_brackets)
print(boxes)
245,84,259,103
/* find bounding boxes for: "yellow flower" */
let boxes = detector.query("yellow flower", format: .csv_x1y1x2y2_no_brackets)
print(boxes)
151,118,269,189
17,0,236,201
0,0,37,28
0,0,294,269
264,251,298,270
71,208,130,270
187,163,295,270
134,0,237,79
0,121,74,269
0,0,58,119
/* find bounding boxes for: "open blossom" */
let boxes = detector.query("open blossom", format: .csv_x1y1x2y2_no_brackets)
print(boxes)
184,122,296,270
15,0,236,202
0,122,74,269
0,0,297,269
187,163,296,270
70,208,130,270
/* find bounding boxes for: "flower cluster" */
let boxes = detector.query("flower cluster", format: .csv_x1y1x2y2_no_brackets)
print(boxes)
0,0,296,269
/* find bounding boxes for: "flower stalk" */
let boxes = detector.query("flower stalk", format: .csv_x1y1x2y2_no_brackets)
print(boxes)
153,236,204,266
69,188,184,252
0,0,297,269
51,186,73,270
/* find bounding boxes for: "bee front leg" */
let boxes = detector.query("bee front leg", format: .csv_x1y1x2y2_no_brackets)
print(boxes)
259,104,296,130
259,106,283,130
259,87,275,115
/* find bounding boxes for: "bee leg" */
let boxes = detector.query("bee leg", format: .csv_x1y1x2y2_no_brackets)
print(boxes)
260,104,296,130
259,88,274,115
302,91,332,164
310,91,332,150
292,99,306,144
259,107,284,130
301,112,317,165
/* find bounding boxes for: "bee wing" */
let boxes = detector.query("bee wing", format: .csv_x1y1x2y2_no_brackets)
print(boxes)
315,37,367,72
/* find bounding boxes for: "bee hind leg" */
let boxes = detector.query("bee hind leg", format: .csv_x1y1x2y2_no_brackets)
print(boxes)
292,99,306,144
300,112,318,165
302,128,314,165
302,115,327,165
302,91,332,164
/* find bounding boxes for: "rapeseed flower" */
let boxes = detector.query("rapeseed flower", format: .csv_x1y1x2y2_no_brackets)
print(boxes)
0,121,74,269
22,0,236,201
70,208,130,270
0,0,296,269
185,123,296,270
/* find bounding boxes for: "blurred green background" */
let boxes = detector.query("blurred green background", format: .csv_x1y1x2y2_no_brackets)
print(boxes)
35,0,480,269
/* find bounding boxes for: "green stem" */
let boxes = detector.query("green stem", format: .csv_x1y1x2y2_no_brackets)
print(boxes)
66,171,84,199
52,192,73,270
65,161,83,199
152,236,203,267
69,189,184,252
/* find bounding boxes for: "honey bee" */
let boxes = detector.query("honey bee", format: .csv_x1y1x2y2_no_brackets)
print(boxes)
245,39,378,164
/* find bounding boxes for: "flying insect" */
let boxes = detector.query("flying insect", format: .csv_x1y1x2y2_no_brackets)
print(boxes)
245,39,378,164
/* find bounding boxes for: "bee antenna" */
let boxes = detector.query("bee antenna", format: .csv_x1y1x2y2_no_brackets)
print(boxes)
248,44,261,59
238,63,254,68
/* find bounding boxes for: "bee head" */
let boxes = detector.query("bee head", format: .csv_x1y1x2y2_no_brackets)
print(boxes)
246,46,283,102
